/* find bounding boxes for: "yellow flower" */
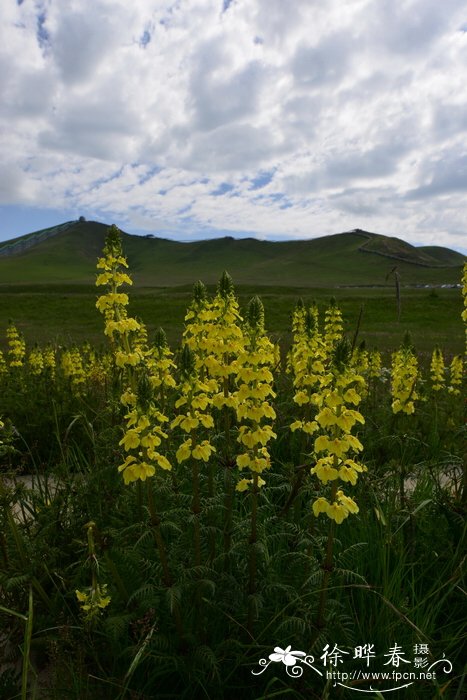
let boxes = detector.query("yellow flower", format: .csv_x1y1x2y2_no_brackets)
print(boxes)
311,457,339,483
191,440,215,461
176,439,192,464
338,464,359,485
236,453,251,469
119,429,140,450
337,490,359,514
312,497,330,517
236,476,266,492
180,415,200,432
325,502,349,524
236,478,251,492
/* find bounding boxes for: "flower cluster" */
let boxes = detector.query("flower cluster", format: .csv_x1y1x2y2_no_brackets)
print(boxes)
288,300,366,526
75,522,111,621
118,401,172,484
61,348,86,395
288,304,327,433
6,323,25,368
186,273,246,412
96,226,172,485
391,346,419,414
323,299,343,350
430,347,445,392
235,297,277,492
76,584,111,620
95,225,145,361
28,346,45,376
367,349,382,379
448,355,463,395
311,355,366,525
172,345,216,465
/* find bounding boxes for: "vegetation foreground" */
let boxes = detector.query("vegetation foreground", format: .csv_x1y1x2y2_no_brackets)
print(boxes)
0,226,466,700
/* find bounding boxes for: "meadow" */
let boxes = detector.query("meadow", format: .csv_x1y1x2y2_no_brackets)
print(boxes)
0,226,465,700
0,283,463,356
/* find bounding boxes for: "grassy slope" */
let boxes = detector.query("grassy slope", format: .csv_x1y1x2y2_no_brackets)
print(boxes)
0,222,464,355
0,221,464,287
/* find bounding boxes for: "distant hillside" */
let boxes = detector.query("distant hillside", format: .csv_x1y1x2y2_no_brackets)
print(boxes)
0,221,464,287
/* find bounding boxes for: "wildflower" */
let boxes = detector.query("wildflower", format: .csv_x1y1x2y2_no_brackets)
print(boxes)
28,346,44,375
367,349,382,380
236,476,266,492
323,298,343,351
310,342,367,525
96,226,173,485
76,522,111,621
76,584,111,619
234,297,277,489
6,323,26,367
448,355,463,395
172,345,216,465
391,346,419,414
430,347,445,391
61,348,86,396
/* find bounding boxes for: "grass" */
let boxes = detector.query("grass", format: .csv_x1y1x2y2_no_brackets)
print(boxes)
0,284,464,357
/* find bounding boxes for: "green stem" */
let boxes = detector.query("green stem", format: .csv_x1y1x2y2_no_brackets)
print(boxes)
316,480,338,630
191,457,202,568
247,472,259,635
146,482,171,587
146,481,185,642
223,373,234,564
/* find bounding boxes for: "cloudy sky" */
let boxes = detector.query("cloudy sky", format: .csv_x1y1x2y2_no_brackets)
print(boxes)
1,0,467,252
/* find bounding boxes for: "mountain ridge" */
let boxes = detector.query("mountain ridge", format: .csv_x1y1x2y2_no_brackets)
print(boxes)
0,220,464,287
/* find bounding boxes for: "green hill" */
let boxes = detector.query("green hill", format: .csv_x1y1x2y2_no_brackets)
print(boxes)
0,221,464,287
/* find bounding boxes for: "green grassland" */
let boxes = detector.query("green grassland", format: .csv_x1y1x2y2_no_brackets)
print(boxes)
0,221,464,356
0,284,463,358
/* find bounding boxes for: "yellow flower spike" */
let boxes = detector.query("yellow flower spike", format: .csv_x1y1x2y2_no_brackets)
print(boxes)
448,355,463,394
430,347,445,391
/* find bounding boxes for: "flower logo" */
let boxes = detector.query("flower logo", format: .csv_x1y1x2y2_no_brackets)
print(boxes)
269,646,307,666
252,644,323,678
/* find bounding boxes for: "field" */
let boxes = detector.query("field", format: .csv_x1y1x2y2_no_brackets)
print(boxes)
0,225,466,699
0,284,464,357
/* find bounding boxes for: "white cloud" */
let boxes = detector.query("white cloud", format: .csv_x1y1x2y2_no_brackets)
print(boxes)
0,0,466,251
